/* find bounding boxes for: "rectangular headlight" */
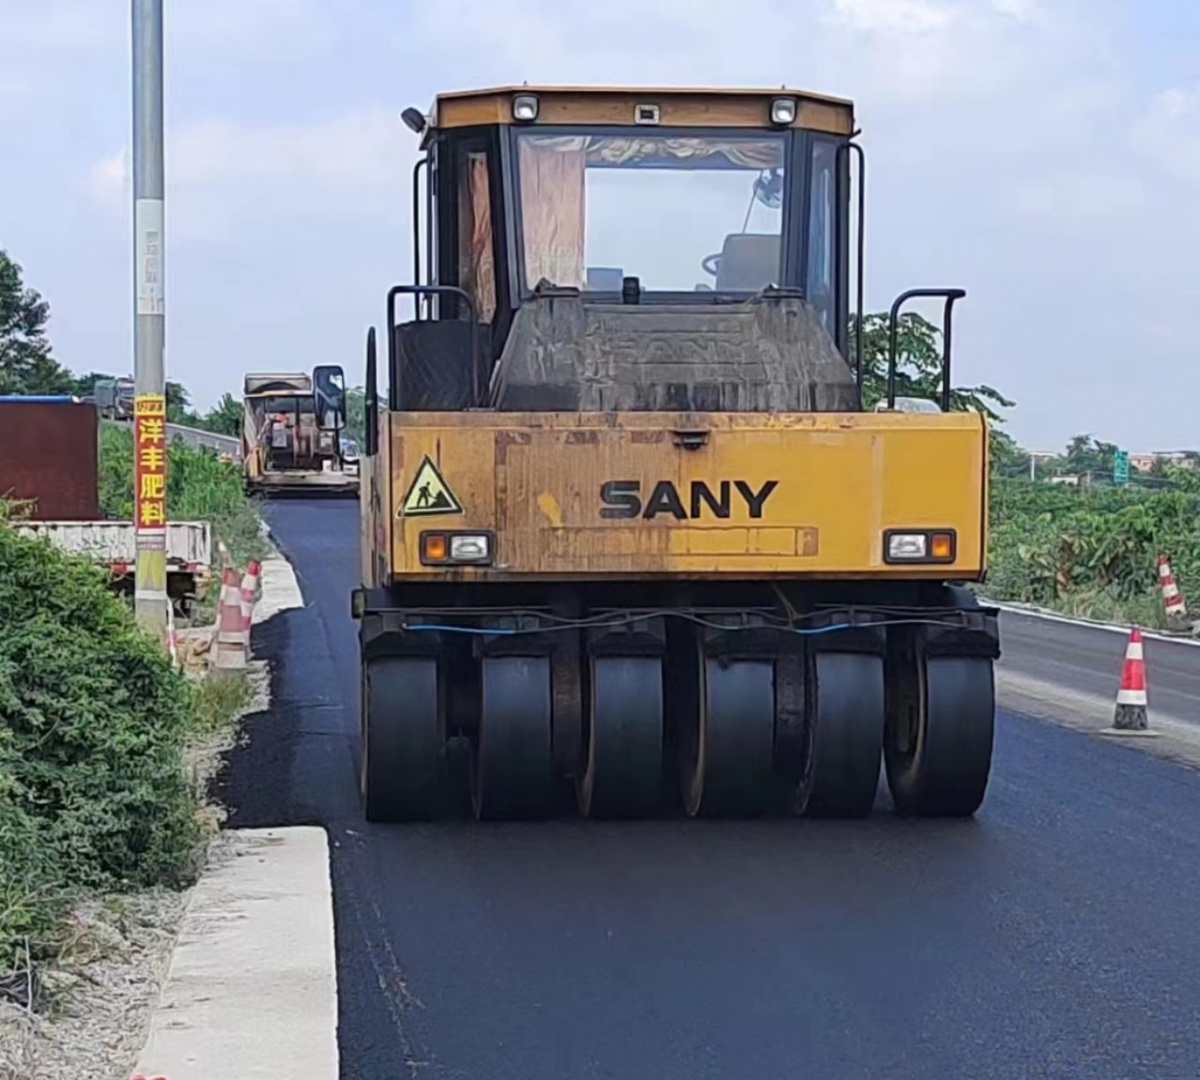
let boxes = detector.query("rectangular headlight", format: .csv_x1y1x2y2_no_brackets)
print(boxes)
450,534,490,561
887,533,927,560
883,529,957,564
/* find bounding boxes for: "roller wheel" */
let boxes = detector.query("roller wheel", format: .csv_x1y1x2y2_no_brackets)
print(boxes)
798,652,884,818
361,656,444,823
886,655,994,817
681,652,777,818
472,656,555,820
578,657,664,819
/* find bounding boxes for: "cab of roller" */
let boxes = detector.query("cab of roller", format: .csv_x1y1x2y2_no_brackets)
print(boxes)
389,86,857,409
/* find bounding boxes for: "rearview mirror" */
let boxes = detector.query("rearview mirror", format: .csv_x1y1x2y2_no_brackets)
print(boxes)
313,364,346,431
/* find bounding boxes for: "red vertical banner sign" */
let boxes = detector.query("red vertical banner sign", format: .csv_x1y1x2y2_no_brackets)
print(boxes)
134,395,168,531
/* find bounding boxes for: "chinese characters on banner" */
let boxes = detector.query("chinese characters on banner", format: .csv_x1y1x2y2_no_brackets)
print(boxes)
134,394,167,539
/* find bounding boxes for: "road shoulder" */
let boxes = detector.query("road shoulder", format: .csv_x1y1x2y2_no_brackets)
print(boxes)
998,667,1200,771
131,827,338,1080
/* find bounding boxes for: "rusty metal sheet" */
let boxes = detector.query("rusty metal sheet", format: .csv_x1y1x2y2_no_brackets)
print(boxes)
0,401,100,520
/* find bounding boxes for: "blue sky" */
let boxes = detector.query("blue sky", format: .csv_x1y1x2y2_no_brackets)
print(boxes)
1,0,1196,452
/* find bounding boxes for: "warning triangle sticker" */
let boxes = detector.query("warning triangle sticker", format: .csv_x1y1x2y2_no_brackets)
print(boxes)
400,456,463,518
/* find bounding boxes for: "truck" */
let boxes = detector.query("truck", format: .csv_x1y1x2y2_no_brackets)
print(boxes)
9,519,212,614
352,83,1001,824
241,368,358,497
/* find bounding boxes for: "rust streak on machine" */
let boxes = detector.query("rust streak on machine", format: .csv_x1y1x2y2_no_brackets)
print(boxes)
352,84,1001,824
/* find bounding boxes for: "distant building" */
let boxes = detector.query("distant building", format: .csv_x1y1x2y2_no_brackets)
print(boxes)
1130,450,1199,473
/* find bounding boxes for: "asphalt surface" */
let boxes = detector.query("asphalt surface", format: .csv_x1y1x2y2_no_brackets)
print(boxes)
998,607,1200,724
220,500,1200,1080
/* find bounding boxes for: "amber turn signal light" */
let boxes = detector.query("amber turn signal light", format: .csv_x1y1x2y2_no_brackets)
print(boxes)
929,532,955,560
421,532,448,562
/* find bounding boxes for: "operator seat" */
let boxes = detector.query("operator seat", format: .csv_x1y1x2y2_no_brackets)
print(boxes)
714,233,781,292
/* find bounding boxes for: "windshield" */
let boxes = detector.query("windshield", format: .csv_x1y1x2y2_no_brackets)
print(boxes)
515,132,787,294
253,395,315,415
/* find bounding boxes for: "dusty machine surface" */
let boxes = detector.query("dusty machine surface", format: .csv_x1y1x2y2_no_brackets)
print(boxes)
352,85,1000,823
241,368,358,496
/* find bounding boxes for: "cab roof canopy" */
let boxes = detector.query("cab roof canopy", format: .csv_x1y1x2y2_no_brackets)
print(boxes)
244,373,313,396
423,85,855,141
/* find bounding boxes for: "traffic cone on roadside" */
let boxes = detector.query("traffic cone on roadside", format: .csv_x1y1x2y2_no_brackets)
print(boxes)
1102,627,1159,738
238,559,262,636
1157,555,1190,632
212,565,248,673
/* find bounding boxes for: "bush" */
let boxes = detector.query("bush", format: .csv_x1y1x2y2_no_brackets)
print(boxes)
987,476,1200,625
0,522,203,970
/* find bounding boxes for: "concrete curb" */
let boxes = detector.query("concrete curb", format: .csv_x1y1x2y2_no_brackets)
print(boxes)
130,828,339,1080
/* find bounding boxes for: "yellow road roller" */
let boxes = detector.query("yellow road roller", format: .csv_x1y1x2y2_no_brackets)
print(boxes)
351,84,1000,822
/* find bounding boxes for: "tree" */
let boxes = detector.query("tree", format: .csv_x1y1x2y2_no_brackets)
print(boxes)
0,249,74,395
200,392,243,437
853,311,1014,422
166,380,201,425
344,386,366,447
1063,434,1118,478
989,428,1028,478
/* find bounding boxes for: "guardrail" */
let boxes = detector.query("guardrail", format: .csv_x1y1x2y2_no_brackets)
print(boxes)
105,417,242,460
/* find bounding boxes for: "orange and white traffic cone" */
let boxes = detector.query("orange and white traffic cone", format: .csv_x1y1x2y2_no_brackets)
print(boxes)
238,559,261,639
212,565,248,673
1103,627,1158,737
1157,555,1190,632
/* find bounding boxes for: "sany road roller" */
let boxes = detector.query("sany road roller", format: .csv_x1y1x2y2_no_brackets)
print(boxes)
350,84,1001,822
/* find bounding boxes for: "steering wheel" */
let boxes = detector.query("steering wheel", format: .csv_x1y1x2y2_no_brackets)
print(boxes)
701,253,722,278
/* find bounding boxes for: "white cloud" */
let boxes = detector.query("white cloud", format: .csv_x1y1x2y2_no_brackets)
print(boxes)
828,0,953,33
87,108,405,201
85,149,128,205
990,0,1042,22
168,0,330,52
1014,175,1146,222
1133,86,1200,185
0,2,119,55
10,0,1199,447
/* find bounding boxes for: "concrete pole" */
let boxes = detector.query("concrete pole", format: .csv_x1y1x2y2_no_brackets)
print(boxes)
132,0,169,636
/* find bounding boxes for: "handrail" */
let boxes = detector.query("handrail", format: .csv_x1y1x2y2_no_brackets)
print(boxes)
364,326,378,456
836,140,866,399
886,288,966,412
411,157,427,321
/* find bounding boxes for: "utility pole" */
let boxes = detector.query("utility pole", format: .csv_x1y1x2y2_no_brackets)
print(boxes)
132,0,169,637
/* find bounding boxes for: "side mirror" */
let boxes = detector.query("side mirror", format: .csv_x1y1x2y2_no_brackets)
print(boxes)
313,364,346,431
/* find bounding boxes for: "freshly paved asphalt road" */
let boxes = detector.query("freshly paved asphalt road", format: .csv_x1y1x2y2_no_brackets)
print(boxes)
221,500,1200,1080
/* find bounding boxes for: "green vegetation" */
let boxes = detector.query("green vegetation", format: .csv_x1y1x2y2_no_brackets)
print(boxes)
868,310,1197,628
0,516,249,975
98,425,267,567
987,475,1200,627
1,248,263,982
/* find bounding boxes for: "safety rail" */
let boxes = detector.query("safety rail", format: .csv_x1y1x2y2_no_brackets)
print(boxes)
885,287,966,412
